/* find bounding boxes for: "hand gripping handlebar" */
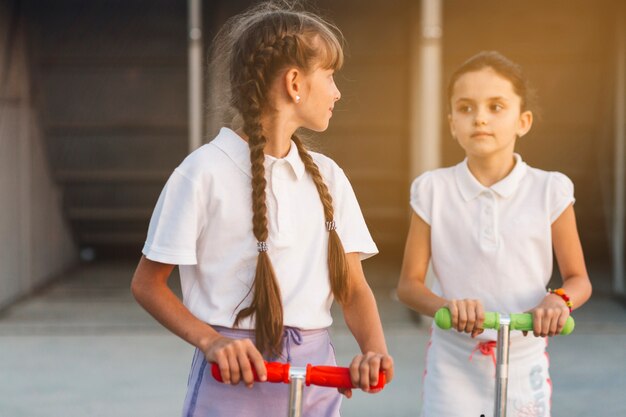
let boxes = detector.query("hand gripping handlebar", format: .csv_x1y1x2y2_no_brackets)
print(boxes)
434,307,575,335
211,361,386,390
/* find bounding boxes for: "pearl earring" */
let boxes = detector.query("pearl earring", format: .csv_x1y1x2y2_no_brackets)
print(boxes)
295,95,301,103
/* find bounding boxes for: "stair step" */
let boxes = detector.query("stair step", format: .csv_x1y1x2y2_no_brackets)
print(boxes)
46,124,187,135
56,170,170,184
63,184,163,208
68,208,153,221
27,0,186,63
79,232,146,245
39,58,186,68
48,131,187,171
40,66,187,127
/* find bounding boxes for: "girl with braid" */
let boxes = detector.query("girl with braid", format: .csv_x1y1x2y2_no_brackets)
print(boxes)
131,2,393,416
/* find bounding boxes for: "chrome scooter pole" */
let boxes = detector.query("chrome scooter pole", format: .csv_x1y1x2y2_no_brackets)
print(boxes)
287,367,307,417
494,313,511,417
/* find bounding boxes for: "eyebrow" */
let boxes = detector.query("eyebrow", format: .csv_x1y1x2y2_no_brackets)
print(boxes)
454,96,510,103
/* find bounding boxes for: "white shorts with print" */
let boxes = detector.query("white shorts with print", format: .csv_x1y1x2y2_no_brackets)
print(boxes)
421,326,551,417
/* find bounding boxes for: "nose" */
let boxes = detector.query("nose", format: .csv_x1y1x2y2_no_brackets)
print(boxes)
474,109,487,126
334,85,341,102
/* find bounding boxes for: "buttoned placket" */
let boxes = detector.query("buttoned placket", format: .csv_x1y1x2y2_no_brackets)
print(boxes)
479,190,498,249
268,159,293,246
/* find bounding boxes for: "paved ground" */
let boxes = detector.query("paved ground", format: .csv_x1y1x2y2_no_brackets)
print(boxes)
0,260,624,417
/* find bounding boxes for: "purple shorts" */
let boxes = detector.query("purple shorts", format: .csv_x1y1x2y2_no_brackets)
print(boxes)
181,326,341,417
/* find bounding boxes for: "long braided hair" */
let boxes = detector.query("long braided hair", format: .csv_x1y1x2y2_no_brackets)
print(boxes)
217,2,348,357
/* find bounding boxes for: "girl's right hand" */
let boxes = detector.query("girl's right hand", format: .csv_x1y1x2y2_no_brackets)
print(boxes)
343,351,394,398
444,299,485,337
203,336,267,388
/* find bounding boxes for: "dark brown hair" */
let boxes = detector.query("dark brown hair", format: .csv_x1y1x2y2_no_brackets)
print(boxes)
447,51,536,112
216,1,348,357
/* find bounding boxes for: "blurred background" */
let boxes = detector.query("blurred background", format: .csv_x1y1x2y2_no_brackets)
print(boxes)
1,1,625,416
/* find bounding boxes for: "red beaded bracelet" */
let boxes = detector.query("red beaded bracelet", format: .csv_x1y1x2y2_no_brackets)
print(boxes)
548,288,573,312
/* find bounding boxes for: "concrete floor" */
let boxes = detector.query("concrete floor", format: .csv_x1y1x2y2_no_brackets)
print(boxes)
0,260,624,417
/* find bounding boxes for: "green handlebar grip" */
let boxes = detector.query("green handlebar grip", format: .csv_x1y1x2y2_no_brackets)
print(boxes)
434,308,575,335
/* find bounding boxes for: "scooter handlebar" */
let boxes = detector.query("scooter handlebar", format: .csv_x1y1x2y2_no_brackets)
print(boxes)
210,361,290,384
211,361,386,390
305,364,385,390
434,307,575,335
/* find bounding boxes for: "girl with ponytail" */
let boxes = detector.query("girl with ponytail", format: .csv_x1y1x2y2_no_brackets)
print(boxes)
131,2,393,416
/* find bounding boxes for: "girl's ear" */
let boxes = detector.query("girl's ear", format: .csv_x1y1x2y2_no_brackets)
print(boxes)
447,113,456,139
283,67,301,104
517,110,533,138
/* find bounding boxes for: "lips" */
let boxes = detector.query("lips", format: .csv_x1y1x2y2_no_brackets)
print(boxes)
471,131,493,138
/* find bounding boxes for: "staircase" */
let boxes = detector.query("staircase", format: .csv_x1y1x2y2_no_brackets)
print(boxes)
24,0,190,256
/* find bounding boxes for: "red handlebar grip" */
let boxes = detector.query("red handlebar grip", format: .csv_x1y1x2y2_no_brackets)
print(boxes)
210,363,223,382
305,365,386,390
211,361,386,391
211,361,290,384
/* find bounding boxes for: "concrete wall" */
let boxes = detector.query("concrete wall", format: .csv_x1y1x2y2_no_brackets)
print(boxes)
0,3,76,310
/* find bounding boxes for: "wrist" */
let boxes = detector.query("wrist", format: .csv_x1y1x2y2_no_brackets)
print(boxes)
547,288,573,312
196,329,222,353
360,340,389,356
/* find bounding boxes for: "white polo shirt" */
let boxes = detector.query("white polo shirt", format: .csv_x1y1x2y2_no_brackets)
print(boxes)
143,127,378,330
410,154,575,321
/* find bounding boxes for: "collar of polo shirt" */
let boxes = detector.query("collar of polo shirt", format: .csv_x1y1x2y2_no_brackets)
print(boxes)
455,153,528,201
212,127,306,180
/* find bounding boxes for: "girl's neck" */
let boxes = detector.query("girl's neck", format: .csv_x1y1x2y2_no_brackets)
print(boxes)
237,115,296,159
263,131,293,159
466,154,517,187
262,113,300,158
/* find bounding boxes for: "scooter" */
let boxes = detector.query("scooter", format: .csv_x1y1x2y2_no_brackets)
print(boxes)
434,308,575,417
211,360,387,417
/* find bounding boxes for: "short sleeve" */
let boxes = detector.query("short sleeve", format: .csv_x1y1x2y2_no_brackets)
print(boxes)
142,169,206,265
549,172,575,223
410,172,433,225
334,169,378,260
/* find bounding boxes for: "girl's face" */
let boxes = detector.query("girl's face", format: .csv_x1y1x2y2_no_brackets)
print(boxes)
294,66,341,132
448,67,532,161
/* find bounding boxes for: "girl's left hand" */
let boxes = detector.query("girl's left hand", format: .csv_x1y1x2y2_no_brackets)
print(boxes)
340,352,394,398
526,293,571,337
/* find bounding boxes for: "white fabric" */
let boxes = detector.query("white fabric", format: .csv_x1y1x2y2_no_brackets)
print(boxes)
423,327,551,417
410,153,574,334
410,154,572,417
143,127,377,330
